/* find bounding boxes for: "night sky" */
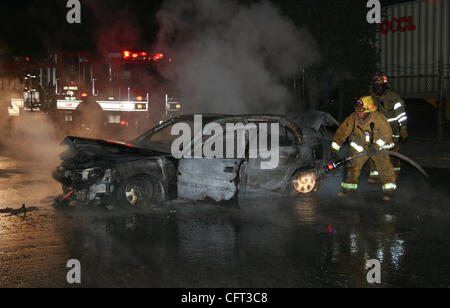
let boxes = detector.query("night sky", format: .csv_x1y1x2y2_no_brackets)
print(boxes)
0,0,413,59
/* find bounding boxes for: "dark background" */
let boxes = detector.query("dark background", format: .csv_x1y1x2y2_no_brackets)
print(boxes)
0,0,417,117
0,0,411,58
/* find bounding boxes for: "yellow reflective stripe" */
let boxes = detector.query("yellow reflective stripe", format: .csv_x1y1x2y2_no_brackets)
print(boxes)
331,142,341,151
376,139,386,147
342,182,358,190
380,143,395,150
383,183,397,191
388,112,407,123
394,102,403,110
365,132,370,143
350,142,364,153
370,171,379,177
399,116,408,123
394,167,401,172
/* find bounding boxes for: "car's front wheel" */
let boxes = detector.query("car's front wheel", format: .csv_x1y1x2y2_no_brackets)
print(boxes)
289,170,319,195
115,175,157,208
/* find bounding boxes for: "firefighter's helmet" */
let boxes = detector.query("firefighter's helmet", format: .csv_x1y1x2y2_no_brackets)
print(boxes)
373,75,390,86
355,96,377,113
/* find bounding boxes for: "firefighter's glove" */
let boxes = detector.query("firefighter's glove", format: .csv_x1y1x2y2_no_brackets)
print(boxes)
400,127,409,143
367,144,378,157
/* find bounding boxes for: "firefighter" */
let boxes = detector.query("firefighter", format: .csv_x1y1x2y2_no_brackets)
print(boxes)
331,96,397,201
368,76,408,183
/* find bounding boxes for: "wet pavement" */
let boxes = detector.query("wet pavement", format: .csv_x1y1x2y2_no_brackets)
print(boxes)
0,155,449,288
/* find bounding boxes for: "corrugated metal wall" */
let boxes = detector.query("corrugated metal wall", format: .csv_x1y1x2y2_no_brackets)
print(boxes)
378,0,450,99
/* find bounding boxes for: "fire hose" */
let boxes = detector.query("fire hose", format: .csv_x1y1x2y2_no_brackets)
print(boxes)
292,149,429,194
323,150,429,179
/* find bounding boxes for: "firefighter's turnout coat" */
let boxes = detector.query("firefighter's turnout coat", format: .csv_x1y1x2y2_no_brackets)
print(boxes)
373,89,407,139
331,111,397,192
370,89,407,174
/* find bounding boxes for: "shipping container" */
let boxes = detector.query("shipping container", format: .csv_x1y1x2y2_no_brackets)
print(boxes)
378,0,450,100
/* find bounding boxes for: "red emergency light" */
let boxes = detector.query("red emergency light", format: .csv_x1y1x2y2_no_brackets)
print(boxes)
136,96,143,101
122,50,165,62
81,92,88,98
153,53,164,61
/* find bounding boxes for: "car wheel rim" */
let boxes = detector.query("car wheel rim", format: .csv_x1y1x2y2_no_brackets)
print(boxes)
293,172,316,194
125,182,149,206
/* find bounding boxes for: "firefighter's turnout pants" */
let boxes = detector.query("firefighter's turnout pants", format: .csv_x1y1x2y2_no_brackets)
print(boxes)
343,151,397,193
369,139,401,178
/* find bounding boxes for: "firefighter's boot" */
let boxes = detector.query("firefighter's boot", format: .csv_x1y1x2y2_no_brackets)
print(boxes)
373,154,397,200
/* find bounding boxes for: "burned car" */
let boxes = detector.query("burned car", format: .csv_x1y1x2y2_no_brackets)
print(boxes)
52,114,337,207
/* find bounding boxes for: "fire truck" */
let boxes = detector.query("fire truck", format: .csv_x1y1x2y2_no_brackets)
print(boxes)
4,50,182,138
55,50,182,137
52,51,97,133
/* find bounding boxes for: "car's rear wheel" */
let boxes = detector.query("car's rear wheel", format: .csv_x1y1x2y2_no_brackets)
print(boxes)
289,170,319,195
116,175,156,208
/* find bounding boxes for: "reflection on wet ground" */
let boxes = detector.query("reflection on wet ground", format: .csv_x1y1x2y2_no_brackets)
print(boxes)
1,156,449,288
59,168,450,288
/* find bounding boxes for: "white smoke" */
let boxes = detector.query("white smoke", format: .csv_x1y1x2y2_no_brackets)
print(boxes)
0,83,62,167
155,0,320,114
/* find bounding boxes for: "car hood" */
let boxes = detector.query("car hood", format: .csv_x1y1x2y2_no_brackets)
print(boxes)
60,136,168,166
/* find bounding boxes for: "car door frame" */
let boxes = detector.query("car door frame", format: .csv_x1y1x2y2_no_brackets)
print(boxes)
243,119,304,192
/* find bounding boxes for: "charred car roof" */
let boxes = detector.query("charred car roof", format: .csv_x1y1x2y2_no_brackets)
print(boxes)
134,114,304,144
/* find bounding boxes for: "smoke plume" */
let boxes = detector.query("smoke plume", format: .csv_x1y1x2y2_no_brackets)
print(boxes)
155,0,320,114
0,84,62,167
